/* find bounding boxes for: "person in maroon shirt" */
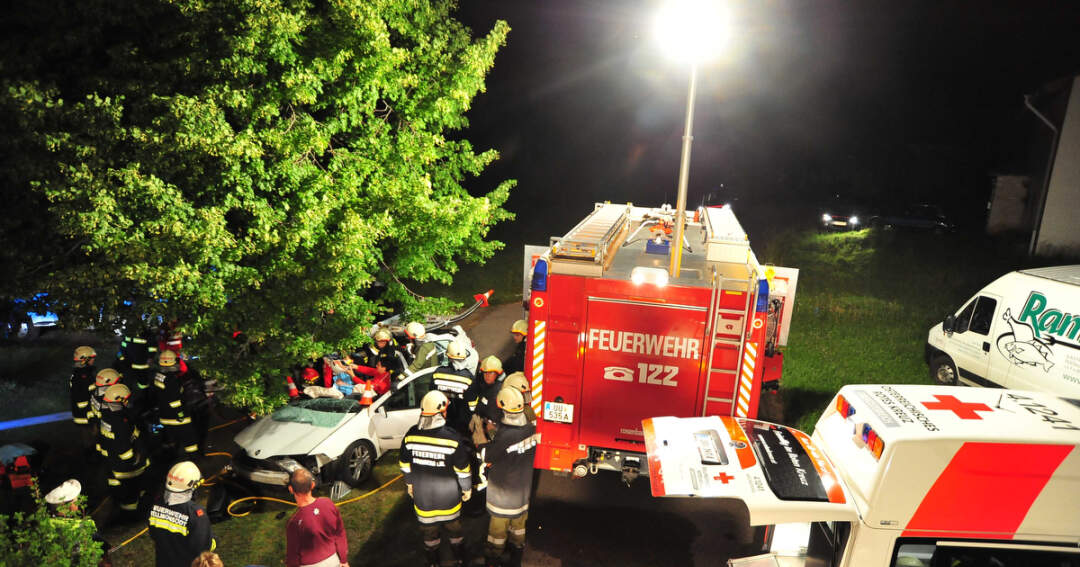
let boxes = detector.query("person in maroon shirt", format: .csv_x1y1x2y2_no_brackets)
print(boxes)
286,468,349,567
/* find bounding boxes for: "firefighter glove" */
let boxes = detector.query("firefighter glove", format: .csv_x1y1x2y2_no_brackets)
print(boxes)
461,489,471,502
407,484,414,498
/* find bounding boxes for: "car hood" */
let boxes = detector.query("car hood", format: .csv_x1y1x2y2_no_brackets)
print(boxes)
234,410,364,458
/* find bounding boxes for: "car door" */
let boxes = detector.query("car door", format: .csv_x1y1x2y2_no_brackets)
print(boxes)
950,293,1005,387
369,368,437,452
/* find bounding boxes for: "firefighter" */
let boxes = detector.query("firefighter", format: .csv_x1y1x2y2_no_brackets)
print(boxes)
399,391,473,567
149,461,216,567
117,324,159,398
403,321,440,376
154,350,200,456
70,346,97,426
91,368,123,458
45,479,108,564
432,341,474,435
503,320,528,375
360,328,401,374
482,387,538,567
502,373,536,423
100,384,150,514
463,355,504,516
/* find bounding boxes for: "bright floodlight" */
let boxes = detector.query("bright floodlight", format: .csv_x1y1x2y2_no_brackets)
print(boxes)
654,0,730,63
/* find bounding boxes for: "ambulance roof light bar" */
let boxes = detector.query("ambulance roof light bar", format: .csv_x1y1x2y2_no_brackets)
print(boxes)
835,394,885,460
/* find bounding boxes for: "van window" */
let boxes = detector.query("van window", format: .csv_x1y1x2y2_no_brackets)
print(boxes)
954,300,976,333
893,540,1080,567
969,296,997,335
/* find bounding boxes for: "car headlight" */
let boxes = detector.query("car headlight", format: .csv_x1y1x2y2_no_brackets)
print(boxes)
822,213,832,222
850,216,859,225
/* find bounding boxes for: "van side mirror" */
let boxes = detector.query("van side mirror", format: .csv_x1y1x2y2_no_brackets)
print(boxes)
943,315,956,333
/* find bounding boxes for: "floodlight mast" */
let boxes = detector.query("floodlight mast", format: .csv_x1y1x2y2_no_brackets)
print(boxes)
669,63,697,279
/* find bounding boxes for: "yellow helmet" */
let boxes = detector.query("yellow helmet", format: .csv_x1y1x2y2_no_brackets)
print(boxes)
158,350,178,368
103,384,131,404
446,341,467,361
480,355,503,373
503,372,529,394
420,390,449,416
373,328,392,343
496,387,525,414
166,461,202,492
511,320,528,336
405,322,426,340
95,368,121,388
73,346,97,364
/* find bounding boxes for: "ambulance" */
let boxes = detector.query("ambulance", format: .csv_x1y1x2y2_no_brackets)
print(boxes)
523,202,798,482
925,265,1080,398
643,384,1080,566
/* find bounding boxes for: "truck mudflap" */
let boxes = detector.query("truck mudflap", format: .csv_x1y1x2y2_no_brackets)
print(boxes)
642,416,858,526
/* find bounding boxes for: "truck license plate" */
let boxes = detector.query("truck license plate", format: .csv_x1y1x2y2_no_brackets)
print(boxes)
543,401,574,424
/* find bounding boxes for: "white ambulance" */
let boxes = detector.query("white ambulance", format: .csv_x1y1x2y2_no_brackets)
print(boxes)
925,265,1080,397
643,384,1080,566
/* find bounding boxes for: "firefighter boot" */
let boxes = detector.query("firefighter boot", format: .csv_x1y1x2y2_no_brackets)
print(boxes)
507,545,524,567
423,545,441,567
451,541,469,566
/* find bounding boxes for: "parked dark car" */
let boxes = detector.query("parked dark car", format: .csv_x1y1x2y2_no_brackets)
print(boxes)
869,204,953,233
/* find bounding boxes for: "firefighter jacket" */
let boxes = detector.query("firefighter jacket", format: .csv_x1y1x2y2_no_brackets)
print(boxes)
483,420,538,518
99,410,148,477
433,364,474,434
398,422,472,524
406,340,440,375
464,375,504,424
70,365,96,424
148,496,215,567
154,369,190,424
504,341,526,376
89,383,108,422
358,343,401,374
120,329,158,392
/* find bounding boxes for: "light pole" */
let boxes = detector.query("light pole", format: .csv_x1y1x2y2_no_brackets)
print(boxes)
654,0,729,278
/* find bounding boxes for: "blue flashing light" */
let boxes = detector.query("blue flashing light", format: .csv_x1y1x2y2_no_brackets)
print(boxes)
756,278,769,312
531,259,548,292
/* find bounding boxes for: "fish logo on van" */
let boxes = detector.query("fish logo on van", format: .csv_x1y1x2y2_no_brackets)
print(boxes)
997,308,1054,372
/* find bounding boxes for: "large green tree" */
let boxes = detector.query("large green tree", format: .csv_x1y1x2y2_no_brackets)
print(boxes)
0,0,513,412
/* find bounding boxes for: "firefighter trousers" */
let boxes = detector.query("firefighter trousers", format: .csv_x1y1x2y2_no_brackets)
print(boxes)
486,512,528,557
161,420,199,454
108,464,148,512
419,518,464,550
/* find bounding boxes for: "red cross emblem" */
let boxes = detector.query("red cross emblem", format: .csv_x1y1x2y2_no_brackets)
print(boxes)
921,395,992,420
713,472,735,484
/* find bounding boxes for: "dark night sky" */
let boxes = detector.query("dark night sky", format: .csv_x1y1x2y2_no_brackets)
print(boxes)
455,1,1080,240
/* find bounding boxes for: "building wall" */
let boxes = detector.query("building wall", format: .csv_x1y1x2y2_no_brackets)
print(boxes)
987,175,1029,234
1037,76,1080,256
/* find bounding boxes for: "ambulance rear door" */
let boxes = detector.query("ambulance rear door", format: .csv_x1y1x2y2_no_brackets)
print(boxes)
642,415,858,527
579,297,707,452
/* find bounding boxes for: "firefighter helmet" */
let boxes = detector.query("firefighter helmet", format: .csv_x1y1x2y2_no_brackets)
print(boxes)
480,355,503,374
420,390,449,416
511,320,528,336
165,461,202,492
405,322,426,340
95,368,121,388
103,384,131,404
73,346,97,364
44,479,82,506
373,328,392,343
497,387,525,414
446,341,467,361
503,372,529,394
158,350,178,368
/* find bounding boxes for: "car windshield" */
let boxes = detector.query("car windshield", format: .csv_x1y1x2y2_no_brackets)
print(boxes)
271,398,360,427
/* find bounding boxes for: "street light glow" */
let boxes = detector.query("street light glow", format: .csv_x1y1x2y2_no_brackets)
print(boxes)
654,0,730,63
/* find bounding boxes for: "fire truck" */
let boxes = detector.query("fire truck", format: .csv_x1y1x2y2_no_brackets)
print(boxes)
643,384,1080,566
524,202,798,482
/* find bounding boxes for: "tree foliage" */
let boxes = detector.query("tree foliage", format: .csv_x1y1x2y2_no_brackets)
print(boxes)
0,0,513,412
0,483,104,567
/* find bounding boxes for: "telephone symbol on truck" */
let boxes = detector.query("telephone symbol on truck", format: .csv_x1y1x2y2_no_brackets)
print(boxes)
603,364,679,387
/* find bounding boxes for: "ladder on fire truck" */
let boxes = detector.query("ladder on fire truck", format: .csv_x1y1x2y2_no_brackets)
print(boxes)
550,203,630,271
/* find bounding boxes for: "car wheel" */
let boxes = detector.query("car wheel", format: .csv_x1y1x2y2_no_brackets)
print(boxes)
930,355,958,386
339,439,375,486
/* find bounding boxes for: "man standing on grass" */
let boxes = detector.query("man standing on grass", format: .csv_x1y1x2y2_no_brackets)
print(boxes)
286,468,349,567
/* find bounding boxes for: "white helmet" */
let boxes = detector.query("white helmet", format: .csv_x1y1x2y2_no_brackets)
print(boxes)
503,372,529,394
420,390,449,416
446,341,467,361
497,387,525,414
511,320,528,336
405,322,426,340
166,461,202,492
373,328,393,343
45,479,82,505
480,355,503,373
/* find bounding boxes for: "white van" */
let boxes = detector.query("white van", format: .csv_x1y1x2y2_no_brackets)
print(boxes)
925,265,1080,397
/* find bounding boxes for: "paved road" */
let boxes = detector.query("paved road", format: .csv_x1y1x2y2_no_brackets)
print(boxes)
461,303,755,566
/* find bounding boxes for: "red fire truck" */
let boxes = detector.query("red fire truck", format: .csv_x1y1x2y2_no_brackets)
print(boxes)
524,202,798,482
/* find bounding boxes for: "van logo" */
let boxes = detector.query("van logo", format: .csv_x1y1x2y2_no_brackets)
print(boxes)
997,308,1054,373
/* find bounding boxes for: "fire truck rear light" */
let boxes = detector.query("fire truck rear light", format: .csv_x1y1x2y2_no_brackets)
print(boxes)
630,267,668,287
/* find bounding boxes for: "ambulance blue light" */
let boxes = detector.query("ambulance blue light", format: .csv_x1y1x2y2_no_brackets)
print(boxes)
531,259,548,291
